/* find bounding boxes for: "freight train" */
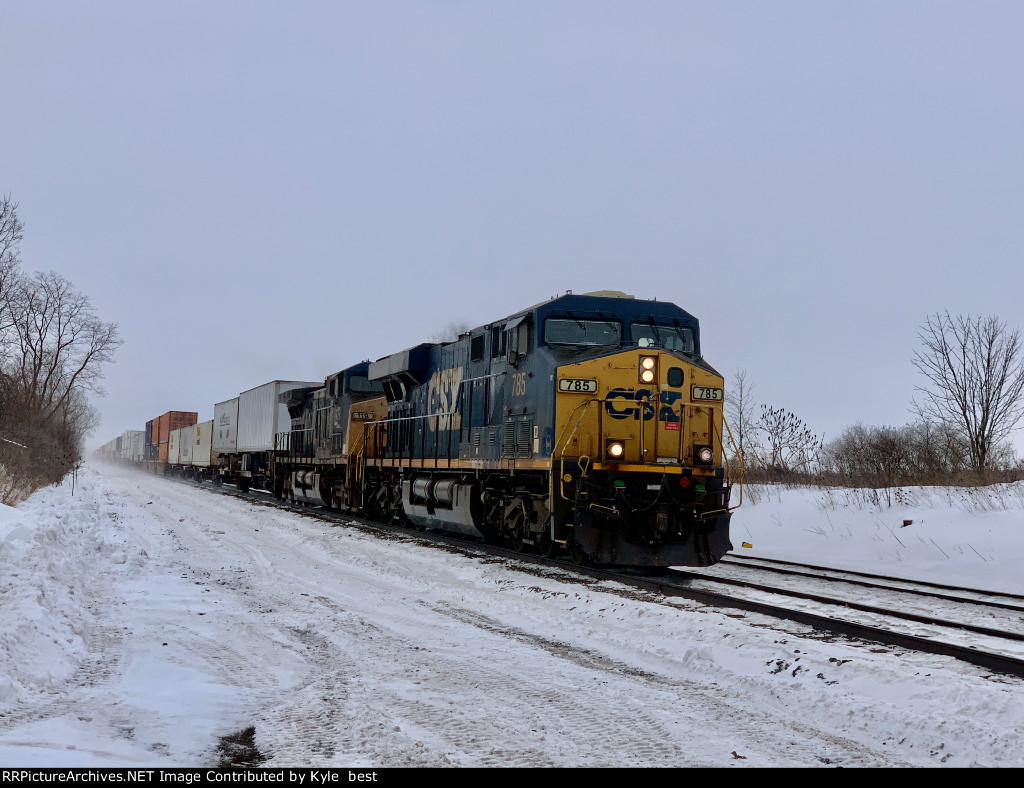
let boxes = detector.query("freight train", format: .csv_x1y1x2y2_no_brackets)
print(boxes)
96,291,737,567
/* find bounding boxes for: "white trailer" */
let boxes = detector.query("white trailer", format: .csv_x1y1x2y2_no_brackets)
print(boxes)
167,427,186,466
120,430,145,462
192,420,215,468
236,380,319,452
213,398,239,459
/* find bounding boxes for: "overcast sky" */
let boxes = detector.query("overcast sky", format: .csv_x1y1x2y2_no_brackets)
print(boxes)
3,1,1023,453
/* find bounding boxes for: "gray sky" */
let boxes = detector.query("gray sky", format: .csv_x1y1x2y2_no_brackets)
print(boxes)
3,1,1023,453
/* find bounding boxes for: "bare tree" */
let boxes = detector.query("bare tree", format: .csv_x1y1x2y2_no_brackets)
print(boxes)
0,194,23,273
724,368,761,470
757,405,824,479
903,417,972,478
911,312,1024,472
0,194,24,335
0,196,120,501
0,393,96,505
1,271,121,422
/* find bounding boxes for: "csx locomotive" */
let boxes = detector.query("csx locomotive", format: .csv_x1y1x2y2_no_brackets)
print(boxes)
273,291,735,566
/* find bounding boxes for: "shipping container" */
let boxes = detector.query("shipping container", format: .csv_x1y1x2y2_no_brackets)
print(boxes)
177,425,194,466
168,428,183,465
236,381,318,452
213,398,239,455
155,414,169,445
152,411,198,446
192,420,215,467
120,430,145,462
98,438,118,458
158,442,169,463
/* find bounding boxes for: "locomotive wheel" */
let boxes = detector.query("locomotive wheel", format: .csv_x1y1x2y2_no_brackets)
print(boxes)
390,482,406,524
506,495,532,553
511,522,526,553
370,488,389,522
567,534,589,565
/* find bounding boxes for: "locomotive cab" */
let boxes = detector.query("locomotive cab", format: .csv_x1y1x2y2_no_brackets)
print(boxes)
551,344,732,566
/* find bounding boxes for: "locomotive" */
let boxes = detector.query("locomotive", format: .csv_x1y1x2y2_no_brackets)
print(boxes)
272,291,735,567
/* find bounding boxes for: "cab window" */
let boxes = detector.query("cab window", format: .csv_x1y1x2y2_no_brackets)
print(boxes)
631,323,694,353
544,319,622,347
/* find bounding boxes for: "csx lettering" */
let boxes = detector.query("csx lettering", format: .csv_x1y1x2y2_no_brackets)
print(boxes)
659,390,681,423
605,388,654,420
427,365,463,430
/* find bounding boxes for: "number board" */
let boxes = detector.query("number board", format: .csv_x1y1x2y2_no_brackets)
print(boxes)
691,386,723,402
558,378,598,393
351,411,375,420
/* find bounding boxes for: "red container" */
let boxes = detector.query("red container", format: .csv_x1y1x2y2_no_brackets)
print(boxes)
151,411,198,445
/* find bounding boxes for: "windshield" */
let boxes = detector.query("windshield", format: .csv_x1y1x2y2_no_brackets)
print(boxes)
544,318,622,347
631,323,695,353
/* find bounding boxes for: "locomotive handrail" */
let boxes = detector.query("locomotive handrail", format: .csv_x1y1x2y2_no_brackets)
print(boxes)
552,398,600,460
360,410,458,470
276,428,315,462
553,398,600,501
362,411,456,424
719,416,744,512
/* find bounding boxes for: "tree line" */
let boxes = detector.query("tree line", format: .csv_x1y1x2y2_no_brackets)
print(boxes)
726,312,1024,490
0,195,120,504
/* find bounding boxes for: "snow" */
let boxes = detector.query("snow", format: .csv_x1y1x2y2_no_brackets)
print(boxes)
1,465,1022,768
734,484,1024,597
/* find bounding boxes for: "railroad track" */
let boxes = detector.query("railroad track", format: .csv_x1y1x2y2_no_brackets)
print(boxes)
720,553,1024,611
158,473,1024,679
647,564,1024,678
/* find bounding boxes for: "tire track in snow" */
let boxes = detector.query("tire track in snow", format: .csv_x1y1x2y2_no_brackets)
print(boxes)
90,468,926,767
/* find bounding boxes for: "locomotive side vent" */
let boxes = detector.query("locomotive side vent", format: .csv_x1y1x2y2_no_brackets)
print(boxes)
501,422,515,458
516,420,533,457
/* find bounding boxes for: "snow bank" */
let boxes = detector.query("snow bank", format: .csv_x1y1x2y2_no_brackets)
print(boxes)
0,479,132,705
733,483,1024,595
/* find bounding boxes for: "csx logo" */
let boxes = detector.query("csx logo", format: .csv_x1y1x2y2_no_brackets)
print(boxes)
605,388,681,422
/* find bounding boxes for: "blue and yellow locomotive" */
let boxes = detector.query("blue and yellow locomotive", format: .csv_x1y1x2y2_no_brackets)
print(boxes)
274,291,734,567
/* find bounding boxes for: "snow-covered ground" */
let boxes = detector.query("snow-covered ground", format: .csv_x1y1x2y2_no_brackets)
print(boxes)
731,482,1024,597
1,464,1022,768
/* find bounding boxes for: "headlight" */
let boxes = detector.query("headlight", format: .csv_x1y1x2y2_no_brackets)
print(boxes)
639,355,657,384
695,445,714,464
606,440,625,459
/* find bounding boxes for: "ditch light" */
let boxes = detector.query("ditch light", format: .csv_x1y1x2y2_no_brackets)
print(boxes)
639,355,657,384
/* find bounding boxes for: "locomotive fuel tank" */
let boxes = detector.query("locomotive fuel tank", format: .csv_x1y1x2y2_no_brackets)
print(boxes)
403,476,486,537
290,469,330,506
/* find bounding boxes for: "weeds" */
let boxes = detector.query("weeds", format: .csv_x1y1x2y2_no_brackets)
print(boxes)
215,726,266,769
